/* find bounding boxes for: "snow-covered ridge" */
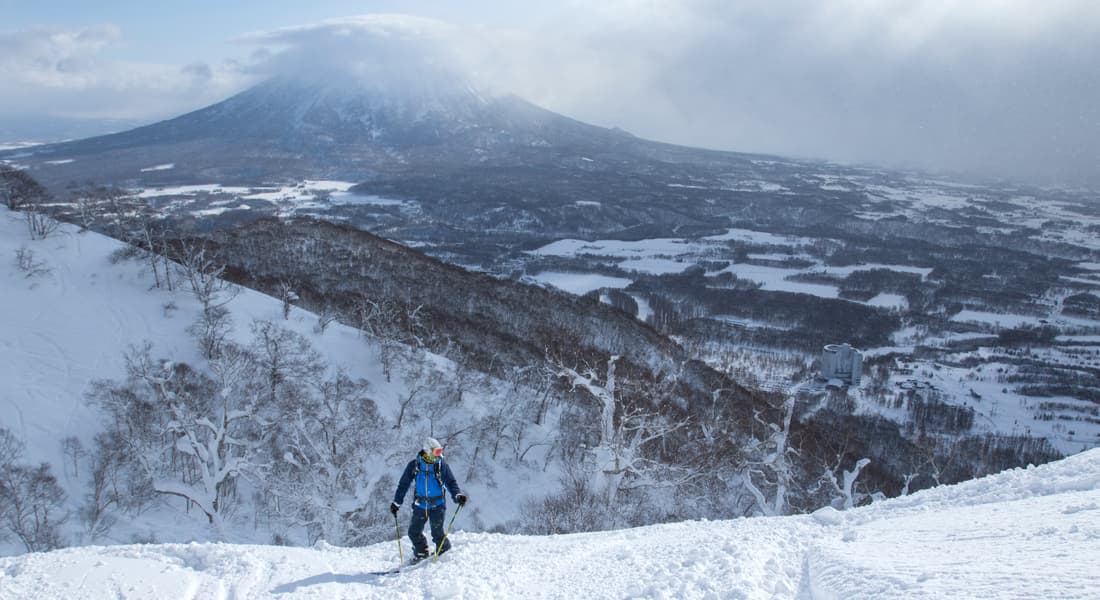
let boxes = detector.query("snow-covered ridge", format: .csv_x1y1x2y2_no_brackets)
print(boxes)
2,448,1097,599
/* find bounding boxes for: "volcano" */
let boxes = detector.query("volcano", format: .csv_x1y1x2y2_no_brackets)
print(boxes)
0,75,656,188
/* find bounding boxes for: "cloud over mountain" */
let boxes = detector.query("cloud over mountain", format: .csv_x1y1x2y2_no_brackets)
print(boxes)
236,14,471,90
485,0,1100,185
2,3,1098,184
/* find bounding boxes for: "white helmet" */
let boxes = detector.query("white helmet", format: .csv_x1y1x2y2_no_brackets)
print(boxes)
423,437,443,458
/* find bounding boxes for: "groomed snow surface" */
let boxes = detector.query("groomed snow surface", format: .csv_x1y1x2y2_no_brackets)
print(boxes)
3,448,1099,599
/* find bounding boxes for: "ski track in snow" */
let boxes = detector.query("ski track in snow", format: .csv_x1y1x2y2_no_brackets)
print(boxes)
807,490,1100,599
3,448,1100,599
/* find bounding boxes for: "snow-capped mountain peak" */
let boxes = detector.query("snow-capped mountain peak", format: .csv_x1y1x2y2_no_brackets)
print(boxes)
2,68,630,185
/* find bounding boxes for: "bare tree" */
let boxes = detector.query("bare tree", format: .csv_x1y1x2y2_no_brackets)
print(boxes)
131,212,167,289
353,296,392,338
0,427,22,545
393,360,446,429
353,296,402,381
0,463,68,552
61,436,85,479
24,210,60,240
91,185,142,236
521,465,607,534
402,303,429,348
0,430,68,552
65,182,119,230
6,167,60,240
249,320,324,406
0,427,23,472
920,436,950,487
71,192,99,231
188,304,234,360
79,433,126,542
279,280,298,320
313,304,340,335
12,246,50,278
0,164,49,211
179,240,239,359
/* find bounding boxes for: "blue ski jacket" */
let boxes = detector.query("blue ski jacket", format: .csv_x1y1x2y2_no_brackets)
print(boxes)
393,455,462,510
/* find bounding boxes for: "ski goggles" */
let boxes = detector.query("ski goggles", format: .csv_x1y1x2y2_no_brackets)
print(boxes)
430,447,443,458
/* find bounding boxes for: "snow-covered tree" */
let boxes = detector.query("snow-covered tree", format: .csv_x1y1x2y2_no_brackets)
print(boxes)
556,356,692,519
88,344,270,537
264,372,382,545
820,458,874,510
812,424,876,510
178,240,236,312
738,393,798,516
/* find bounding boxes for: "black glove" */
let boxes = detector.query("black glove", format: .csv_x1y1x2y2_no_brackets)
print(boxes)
455,493,468,506
390,502,400,516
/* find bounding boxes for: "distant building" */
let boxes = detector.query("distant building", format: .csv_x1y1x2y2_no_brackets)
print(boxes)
821,343,863,387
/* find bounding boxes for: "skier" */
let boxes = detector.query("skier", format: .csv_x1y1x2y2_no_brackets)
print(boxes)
390,437,468,560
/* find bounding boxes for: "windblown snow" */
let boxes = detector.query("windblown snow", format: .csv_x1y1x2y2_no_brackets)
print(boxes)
0,448,1096,599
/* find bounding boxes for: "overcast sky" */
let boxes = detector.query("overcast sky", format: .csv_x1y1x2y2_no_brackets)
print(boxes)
1,0,1098,185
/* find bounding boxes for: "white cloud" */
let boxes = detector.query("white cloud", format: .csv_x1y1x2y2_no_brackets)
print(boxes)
0,24,120,89
0,25,252,120
235,14,473,93
485,0,1100,184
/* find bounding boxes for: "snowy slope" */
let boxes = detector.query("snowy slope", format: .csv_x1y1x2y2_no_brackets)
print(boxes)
3,207,1099,598
0,208,364,466
1,447,1098,599
0,206,557,551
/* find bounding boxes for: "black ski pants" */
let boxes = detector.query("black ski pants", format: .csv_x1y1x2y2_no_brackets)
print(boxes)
409,504,450,556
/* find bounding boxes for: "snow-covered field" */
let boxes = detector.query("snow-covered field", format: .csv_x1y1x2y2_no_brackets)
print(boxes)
2,446,1098,599
527,229,929,311
528,271,633,295
523,205,1100,456
130,181,418,220
856,355,1100,455
951,309,1099,332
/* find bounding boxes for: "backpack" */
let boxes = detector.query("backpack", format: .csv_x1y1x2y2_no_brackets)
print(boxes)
412,457,446,508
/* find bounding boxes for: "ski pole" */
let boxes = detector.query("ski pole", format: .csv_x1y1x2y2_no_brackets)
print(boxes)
433,503,463,562
394,513,403,563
